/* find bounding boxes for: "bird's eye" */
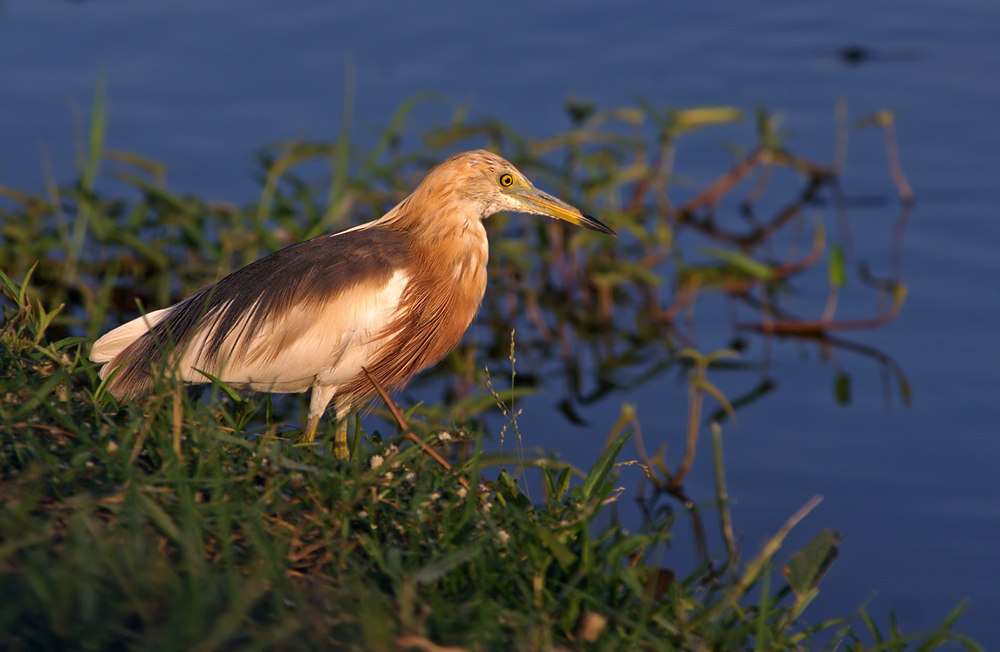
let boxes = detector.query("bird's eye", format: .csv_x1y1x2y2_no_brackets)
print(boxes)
499,173,514,187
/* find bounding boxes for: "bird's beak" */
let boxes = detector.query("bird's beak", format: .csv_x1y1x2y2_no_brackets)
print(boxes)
515,188,617,236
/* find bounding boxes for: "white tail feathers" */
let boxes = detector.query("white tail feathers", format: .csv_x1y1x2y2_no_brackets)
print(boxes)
90,307,172,376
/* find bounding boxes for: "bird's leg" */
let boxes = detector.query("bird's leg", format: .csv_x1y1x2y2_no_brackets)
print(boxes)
301,412,321,444
333,418,350,460
303,385,338,445
331,397,354,460
302,411,349,460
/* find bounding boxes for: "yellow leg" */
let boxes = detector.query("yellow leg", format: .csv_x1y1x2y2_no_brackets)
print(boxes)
303,385,338,447
300,413,349,459
333,418,350,460
301,414,320,443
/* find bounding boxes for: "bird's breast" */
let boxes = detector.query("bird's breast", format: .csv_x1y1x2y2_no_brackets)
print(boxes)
334,224,489,404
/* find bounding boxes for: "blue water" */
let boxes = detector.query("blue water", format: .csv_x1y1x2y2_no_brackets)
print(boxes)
2,0,998,645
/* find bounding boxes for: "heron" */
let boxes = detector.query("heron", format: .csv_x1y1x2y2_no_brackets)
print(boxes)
91,150,615,458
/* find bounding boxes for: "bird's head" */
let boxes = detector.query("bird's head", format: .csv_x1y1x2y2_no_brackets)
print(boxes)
408,150,616,236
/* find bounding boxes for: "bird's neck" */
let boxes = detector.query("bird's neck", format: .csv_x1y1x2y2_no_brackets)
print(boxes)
375,192,489,258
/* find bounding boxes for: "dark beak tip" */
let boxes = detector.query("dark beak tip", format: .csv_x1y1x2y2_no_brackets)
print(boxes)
584,213,617,237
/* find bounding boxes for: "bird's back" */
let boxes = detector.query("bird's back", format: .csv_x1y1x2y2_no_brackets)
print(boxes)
94,227,409,395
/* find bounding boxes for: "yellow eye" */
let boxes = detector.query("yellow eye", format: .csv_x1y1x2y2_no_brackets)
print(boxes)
499,173,514,188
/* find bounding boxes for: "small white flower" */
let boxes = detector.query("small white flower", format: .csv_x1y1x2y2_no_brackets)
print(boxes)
430,492,441,502
383,471,394,481
497,529,511,545
456,486,467,499
357,510,368,519
404,471,416,484
438,431,453,442
369,454,384,469
105,441,119,454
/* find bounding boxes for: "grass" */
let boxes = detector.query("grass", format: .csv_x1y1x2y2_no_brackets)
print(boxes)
0,91,981,649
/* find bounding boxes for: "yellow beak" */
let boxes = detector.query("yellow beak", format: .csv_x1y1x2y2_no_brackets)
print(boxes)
514,188,616,236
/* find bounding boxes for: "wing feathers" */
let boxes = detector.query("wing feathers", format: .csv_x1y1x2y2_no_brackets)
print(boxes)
92,219,489,411
94,227,412,399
